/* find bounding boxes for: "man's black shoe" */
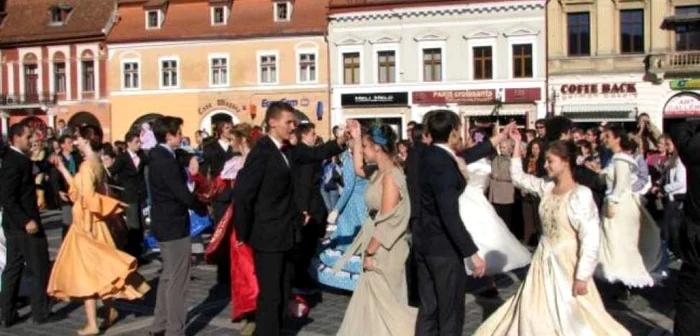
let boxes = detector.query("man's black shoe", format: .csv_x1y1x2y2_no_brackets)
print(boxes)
0,311,18,328
31,312,63,325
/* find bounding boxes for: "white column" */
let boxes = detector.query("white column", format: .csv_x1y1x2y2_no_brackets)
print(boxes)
1,111,8,140
47,108,56,129
95,50,101,99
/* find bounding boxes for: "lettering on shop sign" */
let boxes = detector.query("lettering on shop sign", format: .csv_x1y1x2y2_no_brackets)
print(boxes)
262,98,299,108
559,83,637,99
412,90,495,105
670,79,700,90
341,92,409,107
198,99,241,115
663,94,700,117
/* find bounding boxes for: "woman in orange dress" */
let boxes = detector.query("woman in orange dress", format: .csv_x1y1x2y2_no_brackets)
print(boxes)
47,124,150,335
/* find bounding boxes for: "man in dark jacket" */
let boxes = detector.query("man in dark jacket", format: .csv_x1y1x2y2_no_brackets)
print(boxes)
49,135,82,239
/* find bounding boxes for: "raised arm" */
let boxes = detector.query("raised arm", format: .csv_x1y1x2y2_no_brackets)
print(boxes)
332,150,356,214
508,129,548,197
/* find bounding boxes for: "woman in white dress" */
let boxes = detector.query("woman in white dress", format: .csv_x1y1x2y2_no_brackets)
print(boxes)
475,133,630,336
454,156,531,276
598,126,662,289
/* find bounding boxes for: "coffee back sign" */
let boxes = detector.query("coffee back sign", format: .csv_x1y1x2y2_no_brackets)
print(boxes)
559,83,637,99
412,90,495,105
341,92,409,107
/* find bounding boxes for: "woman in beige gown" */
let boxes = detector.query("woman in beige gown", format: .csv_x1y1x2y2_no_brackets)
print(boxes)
47,125,149,335
475,133,629,336
334,122,417,336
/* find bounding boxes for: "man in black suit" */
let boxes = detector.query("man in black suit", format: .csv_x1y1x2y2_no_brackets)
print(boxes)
109,131,148,262
291,122,327,293
235,102,347,336
149,117,206,336
200,121,236,284
414,110,513,336
49,135,82,239
0,122,52,326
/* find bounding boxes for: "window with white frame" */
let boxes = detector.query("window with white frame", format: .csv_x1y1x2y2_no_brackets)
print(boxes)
377,50,396,84
123,61,139,89
54,62,66,93
82,60,94,92
274,2,291,21
146,10,162,29
212,6,228,25
298,52,316,83
422,48,442,82
260,54,277,84
161,59,178,88
343,52,360,85
210,56,228,86
512,44,533,78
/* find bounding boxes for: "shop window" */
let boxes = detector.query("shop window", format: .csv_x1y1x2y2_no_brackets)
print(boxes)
621,9,644,54
675,6,700,51
567,12,590,56
377,50,396,83
423,48,442,82
343,52,360,85
473,46,493,80
512,44,533,78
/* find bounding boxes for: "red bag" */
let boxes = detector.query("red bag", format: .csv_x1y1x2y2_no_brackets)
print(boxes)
230,217,259,320
204,203,233,263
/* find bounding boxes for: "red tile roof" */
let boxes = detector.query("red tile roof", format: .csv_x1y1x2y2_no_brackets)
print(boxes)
0,0,116,47
107,0,327,43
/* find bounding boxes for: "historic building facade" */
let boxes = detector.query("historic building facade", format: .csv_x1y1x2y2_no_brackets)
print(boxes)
548,0,700,130
107,0,330,141
328,0,547,136
0,0,115,140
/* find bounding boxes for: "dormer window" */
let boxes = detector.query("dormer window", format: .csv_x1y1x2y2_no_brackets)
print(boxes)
146,10,162,29
211,6,228,26
51,7,62,23
48,5,71,26
274,2,291,22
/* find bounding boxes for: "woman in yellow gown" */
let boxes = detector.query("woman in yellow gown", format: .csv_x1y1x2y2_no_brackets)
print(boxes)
47,124,150,335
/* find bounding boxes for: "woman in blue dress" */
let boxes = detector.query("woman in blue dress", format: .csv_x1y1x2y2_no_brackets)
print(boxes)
313,149,370,291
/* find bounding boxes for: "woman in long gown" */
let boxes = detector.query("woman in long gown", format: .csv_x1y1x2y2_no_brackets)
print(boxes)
314,149,369,291
475,134,630,336
47,125,150,335
598,126,661,288
334,122,417,336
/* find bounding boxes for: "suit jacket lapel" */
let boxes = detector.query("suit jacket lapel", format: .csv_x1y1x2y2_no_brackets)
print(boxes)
434,145,467,188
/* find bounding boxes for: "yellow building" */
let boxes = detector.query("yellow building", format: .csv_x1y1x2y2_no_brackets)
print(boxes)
107,0,330,142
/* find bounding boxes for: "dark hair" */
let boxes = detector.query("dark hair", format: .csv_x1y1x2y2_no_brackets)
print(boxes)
295,122,316,140
101,146,117,159
332,125,340,138
586,127,601,137
78,124,104,152
398,140,411,151
426,110,460,143
264,102,295,130
576,139,592,154
525,129,537,138
411,123,425,144
59,134,73,145
407,121,418,128
215,120,233,139
125,131,140,143
624,136,639,153
369,124,398,155
545,116,574,143
8,122,30,145
526,138,545,160
546,140,578,171
604,125,633,151
535,119,546,126
154,116,184,143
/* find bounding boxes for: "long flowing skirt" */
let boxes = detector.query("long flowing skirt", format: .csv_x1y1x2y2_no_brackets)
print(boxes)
459,188,532,275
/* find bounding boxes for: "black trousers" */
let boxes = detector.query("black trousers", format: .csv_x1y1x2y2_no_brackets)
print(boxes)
414,249,467,336
662,199,684,254
292,218,322,288
212,200,231,284
493,203,514,235
0,228,51,322
254,250,292,336
675,220,700,336
124,202,145,260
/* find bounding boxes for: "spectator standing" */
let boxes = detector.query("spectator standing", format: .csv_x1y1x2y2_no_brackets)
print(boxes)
489,140,517,234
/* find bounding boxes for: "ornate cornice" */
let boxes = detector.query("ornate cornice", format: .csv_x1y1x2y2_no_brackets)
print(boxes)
330,3,545,23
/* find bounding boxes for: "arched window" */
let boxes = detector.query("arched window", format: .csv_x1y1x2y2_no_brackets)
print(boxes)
53,51,66,94
23,53,39,101
81,50,95,93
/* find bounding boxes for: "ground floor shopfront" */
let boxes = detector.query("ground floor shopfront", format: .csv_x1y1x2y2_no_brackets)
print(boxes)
0,101,111,140
110,89,330,143
330,82,546,139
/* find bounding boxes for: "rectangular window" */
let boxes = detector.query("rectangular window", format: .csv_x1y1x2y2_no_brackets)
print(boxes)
260,55,277,84
212,6,226,25
422,48,442,82
567,12,590,56
54,62,66,93
343,52,360,85
161,59,178,88
147,10,160,29
621,9,644,53
82,60,94,92
123,62,139,89
675,6,700,51
276,3,290,21
512,44,533,78
377,50,396,83
472,46,493,80
51,7,63,24
299,53,316,83
211,57,228,86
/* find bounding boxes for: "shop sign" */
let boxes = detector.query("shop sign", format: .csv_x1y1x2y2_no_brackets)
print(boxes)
198,99,241,115
412,90,495,105
262,98,301,108
341,92,409,107
664,94,700,117
505,88,541,103
559,83,637,99
670,79,700,90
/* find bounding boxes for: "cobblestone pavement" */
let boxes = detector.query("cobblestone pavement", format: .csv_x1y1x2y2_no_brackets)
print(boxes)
0,210,676,335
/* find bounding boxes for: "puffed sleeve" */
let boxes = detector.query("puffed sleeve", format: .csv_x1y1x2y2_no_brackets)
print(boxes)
568,186,600,281
510,159,548,197
607,159,630,204
70,163,121,218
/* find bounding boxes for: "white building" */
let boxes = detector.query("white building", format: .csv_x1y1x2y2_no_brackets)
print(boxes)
328,0,547,137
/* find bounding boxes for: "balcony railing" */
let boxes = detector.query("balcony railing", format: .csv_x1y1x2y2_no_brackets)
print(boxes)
647,51,700,75
0,92,57,108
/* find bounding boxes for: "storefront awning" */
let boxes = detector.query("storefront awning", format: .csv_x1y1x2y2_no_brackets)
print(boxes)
561,103,637,122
